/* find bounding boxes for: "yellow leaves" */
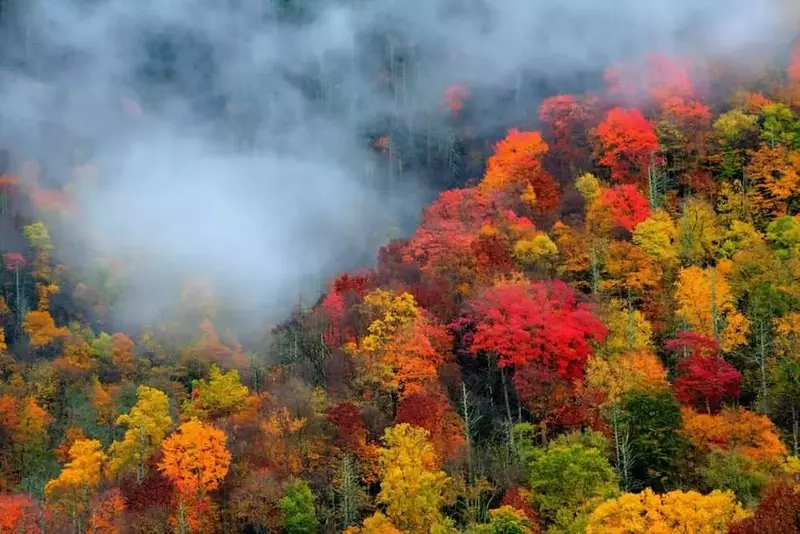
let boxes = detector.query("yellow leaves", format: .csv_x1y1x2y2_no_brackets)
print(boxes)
682,407,787,465
56,339,95,374
677,198,720,265
362,290,420,352
586,351,668,405
0,327,6,354
261,406,307,478
22,310,68,348
345,512,405,534
377,423,452,533
632,209,677,264
45,439,107,505
601,300,653,356
513,233,558,267
108,386,172,479
182,364,248,420
586,488,749,534
675,265,750,352
575,173,603,203
158,419,231,495
601,241,661,296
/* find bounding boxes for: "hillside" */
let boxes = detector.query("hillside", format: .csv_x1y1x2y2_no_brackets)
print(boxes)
3,1,800,533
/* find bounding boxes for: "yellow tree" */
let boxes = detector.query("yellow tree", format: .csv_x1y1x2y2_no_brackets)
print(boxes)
376,423,452,533
45,438,107,533
586,351,668,406
182,364,248,420
675,263,750,352
676,198,720,266
108,386,172,482
586,488,749,533
600,299,653,357
632,209,677,265
158,419,231,533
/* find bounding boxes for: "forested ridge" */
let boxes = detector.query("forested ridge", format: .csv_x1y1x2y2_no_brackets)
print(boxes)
3,2,800,533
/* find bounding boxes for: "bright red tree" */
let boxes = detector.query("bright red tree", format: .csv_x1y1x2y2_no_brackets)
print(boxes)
595,108,661,185
464,279,607,380
599,184,651,231
667,333,741,414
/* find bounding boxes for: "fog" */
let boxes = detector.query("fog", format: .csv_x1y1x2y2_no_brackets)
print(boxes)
0,0,792,330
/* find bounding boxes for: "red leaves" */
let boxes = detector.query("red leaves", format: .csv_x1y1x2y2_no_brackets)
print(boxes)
465,280,606,380
673,353,741,414
0,493,40,532
728,481,800,534
2,253,25,271
395,390,465,462
595,108,661,185
667,333,741,414
326,402,368,452
599,184,650,231
539,95,588,168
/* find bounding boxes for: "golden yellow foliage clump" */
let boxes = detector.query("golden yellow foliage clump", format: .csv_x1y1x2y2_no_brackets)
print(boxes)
586,488,750,534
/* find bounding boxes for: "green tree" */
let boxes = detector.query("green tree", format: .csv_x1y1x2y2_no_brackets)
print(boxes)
280,480,318,534
527,435,619,533
619,389,688,492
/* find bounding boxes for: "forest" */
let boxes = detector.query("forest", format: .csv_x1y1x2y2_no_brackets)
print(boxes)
3,0,800,532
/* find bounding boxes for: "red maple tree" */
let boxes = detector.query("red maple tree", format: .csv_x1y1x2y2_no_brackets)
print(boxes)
595,108,661,186
599,184,651,231
667,333,741,414
464,280,607,380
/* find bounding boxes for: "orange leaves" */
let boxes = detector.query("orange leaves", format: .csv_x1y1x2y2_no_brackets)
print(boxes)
87,489,126,533
0,395,50,448
481,129,560,213
22,310,68,348
682,407,787,465
158,420,231,495
746,144,800,217
111,333,136,376
0,493,40,533
595,108,661,185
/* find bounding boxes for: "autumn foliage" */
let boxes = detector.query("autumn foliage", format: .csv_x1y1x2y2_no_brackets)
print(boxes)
595,108,661,185
2,31,800,534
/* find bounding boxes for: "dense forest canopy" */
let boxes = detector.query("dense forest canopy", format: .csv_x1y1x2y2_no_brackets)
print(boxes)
2,0,800,532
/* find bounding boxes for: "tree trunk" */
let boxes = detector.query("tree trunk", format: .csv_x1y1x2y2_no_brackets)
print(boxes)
500,367,515,451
